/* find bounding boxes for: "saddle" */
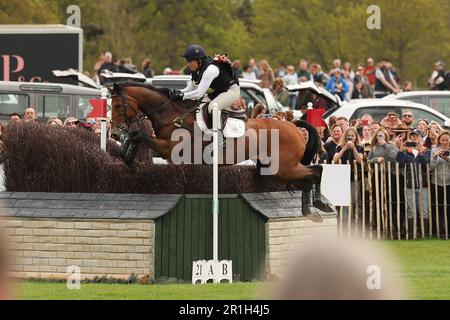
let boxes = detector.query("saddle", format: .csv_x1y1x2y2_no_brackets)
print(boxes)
202,103,247,130
196,103,247,139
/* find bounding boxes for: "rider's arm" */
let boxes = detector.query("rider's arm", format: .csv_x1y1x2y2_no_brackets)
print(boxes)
181,80,196,93
183,65,220,100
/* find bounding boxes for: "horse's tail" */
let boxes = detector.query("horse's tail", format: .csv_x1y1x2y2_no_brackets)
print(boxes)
293,120,321,166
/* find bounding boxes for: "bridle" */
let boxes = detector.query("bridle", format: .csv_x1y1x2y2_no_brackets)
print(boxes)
111,88,201,138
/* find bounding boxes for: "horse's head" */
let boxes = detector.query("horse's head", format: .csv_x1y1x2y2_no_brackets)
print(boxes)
109,83,141,141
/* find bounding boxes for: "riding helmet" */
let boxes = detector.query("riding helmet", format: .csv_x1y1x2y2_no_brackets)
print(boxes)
182,45,207,61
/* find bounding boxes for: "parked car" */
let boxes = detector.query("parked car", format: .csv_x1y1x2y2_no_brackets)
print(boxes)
324,98,450,126
286,81,343,119
146,75,282,113
384,91,450,117
0,80,101,122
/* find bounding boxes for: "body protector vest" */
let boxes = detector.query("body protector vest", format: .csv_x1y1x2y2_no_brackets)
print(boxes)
191,56,239,100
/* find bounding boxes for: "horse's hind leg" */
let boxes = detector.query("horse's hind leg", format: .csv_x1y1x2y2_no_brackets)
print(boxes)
278,163,324,223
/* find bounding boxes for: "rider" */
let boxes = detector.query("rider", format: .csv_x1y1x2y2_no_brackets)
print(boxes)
169,45,240,114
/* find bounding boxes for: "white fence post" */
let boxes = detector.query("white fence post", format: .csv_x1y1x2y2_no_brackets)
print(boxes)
191,103,232,285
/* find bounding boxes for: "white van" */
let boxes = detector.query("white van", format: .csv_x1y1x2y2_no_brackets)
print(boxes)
0,81,101,122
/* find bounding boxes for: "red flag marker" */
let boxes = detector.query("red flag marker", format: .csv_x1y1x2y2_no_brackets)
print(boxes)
306,108,327,127
88,99,107,118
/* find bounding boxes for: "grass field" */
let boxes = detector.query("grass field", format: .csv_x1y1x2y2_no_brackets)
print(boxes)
15,240,450,300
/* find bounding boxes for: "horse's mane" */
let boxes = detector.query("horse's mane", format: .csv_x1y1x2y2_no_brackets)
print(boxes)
110,81,197,108
111,81,171,97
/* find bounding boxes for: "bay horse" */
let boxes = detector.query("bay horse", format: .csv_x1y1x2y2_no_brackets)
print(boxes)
109,82,327,222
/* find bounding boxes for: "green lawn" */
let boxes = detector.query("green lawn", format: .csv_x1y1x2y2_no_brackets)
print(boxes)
15,240,450,300
386,240,450,300
17,282,263,300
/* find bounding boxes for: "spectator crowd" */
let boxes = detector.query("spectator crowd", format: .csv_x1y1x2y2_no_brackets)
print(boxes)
3,50,450,239
86,51,450,104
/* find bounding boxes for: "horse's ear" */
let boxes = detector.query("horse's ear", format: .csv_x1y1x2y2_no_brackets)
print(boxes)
113,83,120,94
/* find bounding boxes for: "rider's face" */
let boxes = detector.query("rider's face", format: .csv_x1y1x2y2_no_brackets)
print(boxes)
188,60,200,72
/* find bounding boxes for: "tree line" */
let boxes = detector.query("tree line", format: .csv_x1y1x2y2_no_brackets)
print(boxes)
1,0,449,87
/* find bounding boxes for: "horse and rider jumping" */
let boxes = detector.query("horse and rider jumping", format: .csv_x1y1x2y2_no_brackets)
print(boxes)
109,45,330,222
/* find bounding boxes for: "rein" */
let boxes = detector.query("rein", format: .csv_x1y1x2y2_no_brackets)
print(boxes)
112,89,201,138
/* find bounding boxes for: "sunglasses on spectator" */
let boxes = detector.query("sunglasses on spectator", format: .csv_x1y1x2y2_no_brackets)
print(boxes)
402,114,413,118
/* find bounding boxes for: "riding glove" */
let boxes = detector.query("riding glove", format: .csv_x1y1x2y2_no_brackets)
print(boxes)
169,89,184,100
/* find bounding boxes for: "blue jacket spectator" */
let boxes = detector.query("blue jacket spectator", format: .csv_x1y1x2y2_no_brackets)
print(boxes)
326,69,349,101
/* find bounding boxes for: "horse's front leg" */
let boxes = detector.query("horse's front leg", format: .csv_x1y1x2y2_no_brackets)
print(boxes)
302,188,324,223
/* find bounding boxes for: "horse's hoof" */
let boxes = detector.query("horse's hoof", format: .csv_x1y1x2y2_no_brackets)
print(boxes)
313,200,334,213
304,211,323,223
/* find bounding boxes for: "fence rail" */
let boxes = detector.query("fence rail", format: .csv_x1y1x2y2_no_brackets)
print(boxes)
326,160,450,240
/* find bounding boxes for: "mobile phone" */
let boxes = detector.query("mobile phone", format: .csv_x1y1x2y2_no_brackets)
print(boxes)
406,142,416,148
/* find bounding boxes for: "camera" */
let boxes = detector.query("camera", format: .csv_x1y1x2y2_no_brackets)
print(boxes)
406,142,416,148
442,151,449,157
347,136,353,142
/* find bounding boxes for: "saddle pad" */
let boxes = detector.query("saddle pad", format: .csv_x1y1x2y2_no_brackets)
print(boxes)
223,117,246,138
196,105,246,138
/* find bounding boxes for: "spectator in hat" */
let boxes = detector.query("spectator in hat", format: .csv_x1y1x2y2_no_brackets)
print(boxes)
393,123,410,150
64,117,79,128
326,69,348,101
